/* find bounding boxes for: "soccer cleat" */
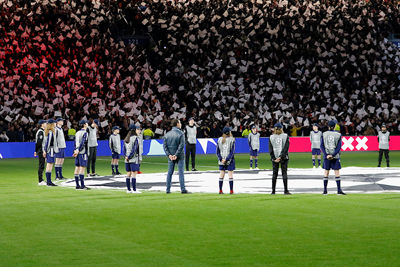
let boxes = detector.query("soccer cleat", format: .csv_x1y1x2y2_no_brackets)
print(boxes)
80,186,90,190
47,182,57,187
181,190,191,194
192,168,198,171
284,191,292,195
76,186,81,190
323,190,328,195
318,166,322,169
377,165,381,167
230,190,234,195
38,181,47,186
166,191,171,194
337,191,346,195
137,171,142,174
132,190,142,194
255,167,260,170
126,190,132,194
112,172,116,176
313,166,316,169
116,171,122,175
55,177,63,181
219,190,223,194
271,191,276,195
249,167,253,170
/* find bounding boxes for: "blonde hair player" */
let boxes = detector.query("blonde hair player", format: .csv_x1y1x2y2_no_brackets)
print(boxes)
124,124,143,194
54,118,66,180
42,119,58,186
217,127,236,194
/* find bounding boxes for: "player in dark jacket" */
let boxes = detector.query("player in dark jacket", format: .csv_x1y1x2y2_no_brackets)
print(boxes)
269,123,291,195
35,120,47,185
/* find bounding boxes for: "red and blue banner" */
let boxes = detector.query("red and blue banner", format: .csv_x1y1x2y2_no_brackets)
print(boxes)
0,136,399,159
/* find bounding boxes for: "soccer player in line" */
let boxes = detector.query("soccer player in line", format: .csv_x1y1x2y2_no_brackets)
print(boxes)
217,127,236,194
378,123,390,167
54,118,67,180
109,126,122,175
248,125,260,170
124,124,142,194
185,117,198,171
320,120,346,195
269,123,291,195
35,119,47,185
310,123,322,169
42,119,58,186
73,120,90,190
87,119,99,176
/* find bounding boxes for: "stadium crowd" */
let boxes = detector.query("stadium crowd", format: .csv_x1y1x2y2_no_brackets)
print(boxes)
1,0,400,142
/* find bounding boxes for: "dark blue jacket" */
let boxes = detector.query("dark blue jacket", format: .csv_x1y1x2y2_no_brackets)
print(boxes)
163,127,185,157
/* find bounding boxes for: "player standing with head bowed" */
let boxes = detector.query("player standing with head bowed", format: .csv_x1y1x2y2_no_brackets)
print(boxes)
109,126,121,176
378,123,390,168
269,123,291,195
310,123,322,169
54,117,66,180
35,119,47,185
124,124,143,194
217,126,236,194
73,120,90,190
321,120,346,195
42,119,58,186
248,125,260,170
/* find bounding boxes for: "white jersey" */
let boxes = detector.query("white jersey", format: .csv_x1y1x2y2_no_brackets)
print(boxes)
378,131,390,150
248,132,260,151
55,126,66,149
310,131,322,150
75,129,88,155
87,126,98,147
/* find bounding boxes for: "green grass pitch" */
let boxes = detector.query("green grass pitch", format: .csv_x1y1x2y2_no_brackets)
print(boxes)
0,151,399,266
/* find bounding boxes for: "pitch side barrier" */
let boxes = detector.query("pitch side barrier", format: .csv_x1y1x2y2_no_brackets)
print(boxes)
0,136,399,159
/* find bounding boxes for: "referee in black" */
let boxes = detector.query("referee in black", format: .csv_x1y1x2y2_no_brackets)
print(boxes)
34,120,47,185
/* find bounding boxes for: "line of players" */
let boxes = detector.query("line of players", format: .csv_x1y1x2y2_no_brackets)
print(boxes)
34,118,391,194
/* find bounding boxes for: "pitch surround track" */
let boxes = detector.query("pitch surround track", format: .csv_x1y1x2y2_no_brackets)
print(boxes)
60,167,400,194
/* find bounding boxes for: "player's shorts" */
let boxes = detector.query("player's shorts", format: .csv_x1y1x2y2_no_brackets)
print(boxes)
55,148,65,158
312,148,321,155
125,163,140,172
112,152,120,159
219,159,235,171
75,154,88,167
250,149,258,157
323,158,341,170
46,148,55,164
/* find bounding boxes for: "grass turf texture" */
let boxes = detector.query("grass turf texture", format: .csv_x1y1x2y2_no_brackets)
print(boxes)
0,151,399,266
